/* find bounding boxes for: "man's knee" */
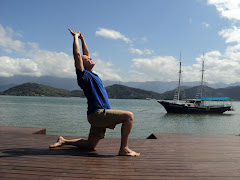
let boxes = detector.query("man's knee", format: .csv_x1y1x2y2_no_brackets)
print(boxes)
128,112,134,121
123,111,134,122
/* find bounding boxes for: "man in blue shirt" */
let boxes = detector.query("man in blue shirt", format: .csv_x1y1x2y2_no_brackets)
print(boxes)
49,29,140,157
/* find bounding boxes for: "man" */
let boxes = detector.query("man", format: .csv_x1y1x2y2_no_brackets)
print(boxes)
49,29,140,157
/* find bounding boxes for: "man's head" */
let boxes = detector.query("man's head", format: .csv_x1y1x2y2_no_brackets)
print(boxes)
82,55,95,71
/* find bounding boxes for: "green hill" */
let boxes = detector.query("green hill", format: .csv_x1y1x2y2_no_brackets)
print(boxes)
2,83,84,97
105,84,163,99
2,83,163,99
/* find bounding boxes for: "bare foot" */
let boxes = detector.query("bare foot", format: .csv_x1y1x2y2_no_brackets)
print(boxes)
119,147,140,157
49,136,65,148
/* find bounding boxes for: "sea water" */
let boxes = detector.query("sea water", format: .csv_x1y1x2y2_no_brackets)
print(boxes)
0,95,239,139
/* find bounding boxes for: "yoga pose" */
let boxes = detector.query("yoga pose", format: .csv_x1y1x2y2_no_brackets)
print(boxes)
49,29,140,157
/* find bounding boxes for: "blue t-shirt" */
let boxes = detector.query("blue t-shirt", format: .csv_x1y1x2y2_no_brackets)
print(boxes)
76,68,111,115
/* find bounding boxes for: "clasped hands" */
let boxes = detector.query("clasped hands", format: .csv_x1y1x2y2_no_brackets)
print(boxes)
68,28,83,40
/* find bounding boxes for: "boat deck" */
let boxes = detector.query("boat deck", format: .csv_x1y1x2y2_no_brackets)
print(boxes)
1,126,240,179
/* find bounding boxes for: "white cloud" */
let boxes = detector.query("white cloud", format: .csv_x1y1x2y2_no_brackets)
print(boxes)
129,48,143,55
201,51,240,84
0,52,74,78
93,59,122,81
208,0,240,46
0,25,25,52
130,56,180,82
225,44,240,61
26,49,74,78
96,28,130,43
132,36,148,44
202,0,240,84
207,0,240,20
0,24,123,80
0,56,39,77
144,49,154,55
129,47,154,56
127,50,240,83
219,26,240,44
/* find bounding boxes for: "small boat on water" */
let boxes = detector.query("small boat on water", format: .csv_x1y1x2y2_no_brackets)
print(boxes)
158,54,234,114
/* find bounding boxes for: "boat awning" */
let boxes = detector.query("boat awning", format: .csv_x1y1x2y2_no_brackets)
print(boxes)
198,97,230,101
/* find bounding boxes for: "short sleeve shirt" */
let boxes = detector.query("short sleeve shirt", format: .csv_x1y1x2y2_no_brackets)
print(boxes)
76,68,111,115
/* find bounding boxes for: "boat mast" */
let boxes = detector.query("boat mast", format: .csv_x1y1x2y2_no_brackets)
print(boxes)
177,52,182,102
200,53,205,98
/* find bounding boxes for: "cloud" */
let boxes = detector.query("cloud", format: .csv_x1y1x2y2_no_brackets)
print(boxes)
129,47,154,56
201,0,240,84
207,0,240,20
0,52,74,78
219,26,240,44
0,56,38,77
0,24,122,80
93,59,122,81
0,25,25,53
225,44,240,61
128,50,240,83
201,51,240,84
208,1,240,45
130,56,181,82
129,47,143,55
96,28,130,43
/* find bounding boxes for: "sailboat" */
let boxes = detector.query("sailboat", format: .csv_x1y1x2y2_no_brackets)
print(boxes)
158,54,233,114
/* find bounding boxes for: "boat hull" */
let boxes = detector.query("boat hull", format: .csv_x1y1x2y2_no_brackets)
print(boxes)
158,101,232,114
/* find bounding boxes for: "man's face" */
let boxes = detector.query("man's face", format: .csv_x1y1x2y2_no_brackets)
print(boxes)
82,55,95,71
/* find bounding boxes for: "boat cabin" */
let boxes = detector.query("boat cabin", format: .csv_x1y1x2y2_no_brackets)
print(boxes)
184,97,232,108
185,99,202,107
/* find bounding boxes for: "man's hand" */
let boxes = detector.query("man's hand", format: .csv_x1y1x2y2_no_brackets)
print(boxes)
69,28,89,57
68,28,81,37
79,33,84,40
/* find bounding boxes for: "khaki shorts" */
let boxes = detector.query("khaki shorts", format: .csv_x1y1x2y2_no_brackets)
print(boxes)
87,109,123,139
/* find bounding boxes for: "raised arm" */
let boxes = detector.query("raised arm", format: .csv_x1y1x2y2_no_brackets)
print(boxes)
79,34,90,56
68,28,84,72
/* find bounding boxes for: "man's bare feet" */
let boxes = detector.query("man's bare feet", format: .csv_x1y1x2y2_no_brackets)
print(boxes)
119,147,140,157
49,136,65,148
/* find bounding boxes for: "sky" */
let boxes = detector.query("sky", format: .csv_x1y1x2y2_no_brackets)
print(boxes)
0,0,240,84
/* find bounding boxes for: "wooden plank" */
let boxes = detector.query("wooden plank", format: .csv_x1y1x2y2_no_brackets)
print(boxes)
0,126,46,134
1,126,240,179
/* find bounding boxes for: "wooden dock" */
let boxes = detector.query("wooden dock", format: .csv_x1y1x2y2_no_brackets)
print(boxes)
1,126,240,179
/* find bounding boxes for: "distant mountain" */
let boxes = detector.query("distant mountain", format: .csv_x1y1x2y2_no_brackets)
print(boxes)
2,83,163,99
1,75,240,93
0,83,17,92
217,86,240,100
2,83,84,97
105,84,163,99
162,85,240,101
0,75,79,92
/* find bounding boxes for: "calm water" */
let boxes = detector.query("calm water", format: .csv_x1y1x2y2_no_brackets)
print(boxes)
0,95,239,139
